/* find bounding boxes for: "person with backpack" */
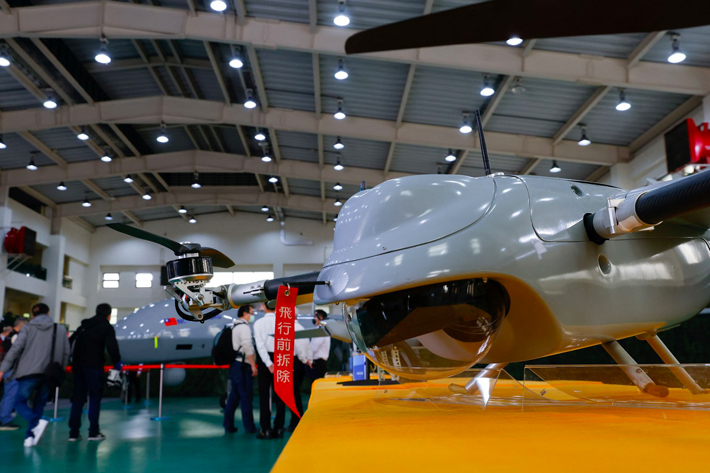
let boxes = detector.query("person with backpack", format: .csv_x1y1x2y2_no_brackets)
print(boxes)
68,303,121,442
219,305,258,434
0,303,70,447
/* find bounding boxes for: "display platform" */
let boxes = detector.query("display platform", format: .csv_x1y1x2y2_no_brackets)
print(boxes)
273,372,710,473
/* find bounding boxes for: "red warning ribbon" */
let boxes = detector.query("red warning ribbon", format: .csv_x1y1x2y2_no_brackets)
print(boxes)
274,285,300,418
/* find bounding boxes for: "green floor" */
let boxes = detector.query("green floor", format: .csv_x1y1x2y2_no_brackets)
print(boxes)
0,396,304,473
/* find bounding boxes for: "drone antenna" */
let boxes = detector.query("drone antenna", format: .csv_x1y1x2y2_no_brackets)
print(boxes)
473,109,491,175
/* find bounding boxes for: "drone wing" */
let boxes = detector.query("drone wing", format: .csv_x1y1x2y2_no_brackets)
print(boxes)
346,0,710,55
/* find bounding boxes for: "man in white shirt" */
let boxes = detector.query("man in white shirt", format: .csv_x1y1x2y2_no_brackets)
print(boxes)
253,302,312,439
287,315,313,431
223,305,258,434
308,310,331,381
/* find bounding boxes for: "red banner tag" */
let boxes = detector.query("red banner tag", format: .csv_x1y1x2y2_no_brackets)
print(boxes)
274,285,300,418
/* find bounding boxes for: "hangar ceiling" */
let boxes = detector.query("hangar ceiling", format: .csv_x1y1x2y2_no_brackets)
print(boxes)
0,0,707,228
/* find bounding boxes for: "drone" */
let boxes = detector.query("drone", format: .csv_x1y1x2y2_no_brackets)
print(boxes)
109,0,710,398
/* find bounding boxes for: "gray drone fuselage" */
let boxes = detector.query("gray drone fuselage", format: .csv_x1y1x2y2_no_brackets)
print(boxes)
114,301,334,364
314,174,710,364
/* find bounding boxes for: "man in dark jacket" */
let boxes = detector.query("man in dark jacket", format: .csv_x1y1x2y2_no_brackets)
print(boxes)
0,304,70,447
68,303,121,442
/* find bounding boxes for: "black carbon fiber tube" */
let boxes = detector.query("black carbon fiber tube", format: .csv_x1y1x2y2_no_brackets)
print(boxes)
263,271,323,300
636,170,710,225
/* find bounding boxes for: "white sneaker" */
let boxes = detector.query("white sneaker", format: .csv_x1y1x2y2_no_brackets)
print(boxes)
24,436,34,448
31,419,49,446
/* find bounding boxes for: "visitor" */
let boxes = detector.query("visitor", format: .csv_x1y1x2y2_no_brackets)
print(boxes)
223,304,258,434
68,303,121,442
0,304,70,447
0,317,28,430
308,310,331,381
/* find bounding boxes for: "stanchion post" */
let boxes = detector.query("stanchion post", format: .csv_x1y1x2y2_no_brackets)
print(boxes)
145,370,151,406
49,386,64,422
151,364,168,421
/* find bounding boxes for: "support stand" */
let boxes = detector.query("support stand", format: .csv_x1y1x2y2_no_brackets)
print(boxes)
640,334,706,394
449,363,508,394
150,364,169,421
48,387,64,422
602,340,669,397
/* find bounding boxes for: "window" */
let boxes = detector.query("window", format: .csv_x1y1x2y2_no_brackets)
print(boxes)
110,308,118,325
136,272,153,288
102,272,119,289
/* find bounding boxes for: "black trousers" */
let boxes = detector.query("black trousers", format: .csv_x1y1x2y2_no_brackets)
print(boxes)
257,353,285,432
289,359,306,428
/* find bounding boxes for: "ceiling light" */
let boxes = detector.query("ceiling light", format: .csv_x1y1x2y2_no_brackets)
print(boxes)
100,151,112,163
77,128,89,141
142,193,152,200
506,36,523,46
210,0,227,12
334,99,346,120
82,198,92,207
268,176,278,183
0,135,6,149
156,123,169,143
550,160,562,173
333,216,338,222
43,93,58,109
333,182,343,191
188,216,197,224
94,38,111,65
334,198,343,207
26,156,37,171
266,214,274,222
191,172,201,189
261,205,269,212
510,77,526,94
480,75,495,97
668,33,686,64
578,126,591,147
57,182,67,191
178,206,187,214
333,137,344,150
616,89,631,112
0,52,10,67
261,146,272,162
334,155,344,171
123,175,134,183
254,129,266,141
244,90,257,109
229,46,243,69
445,149,457,163
105,213,113,221
334,0,350,26
334,58,349,80
460,113,472,134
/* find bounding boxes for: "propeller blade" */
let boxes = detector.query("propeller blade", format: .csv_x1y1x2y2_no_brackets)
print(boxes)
199,247,235,268
107,223,184,254
345,0,710,55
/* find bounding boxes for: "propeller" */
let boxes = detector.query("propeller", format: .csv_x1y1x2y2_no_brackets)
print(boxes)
345,0,710,55
107,223,235,268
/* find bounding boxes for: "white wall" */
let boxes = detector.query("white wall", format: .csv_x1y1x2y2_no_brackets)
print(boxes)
2,200,94,325
64,302,86,330
86,212,336,317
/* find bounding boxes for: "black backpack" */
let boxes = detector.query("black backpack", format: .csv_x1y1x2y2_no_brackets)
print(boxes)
212,326,236,365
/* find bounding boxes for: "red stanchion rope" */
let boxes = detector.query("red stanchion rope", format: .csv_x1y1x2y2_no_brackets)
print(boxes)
66,364,230,373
